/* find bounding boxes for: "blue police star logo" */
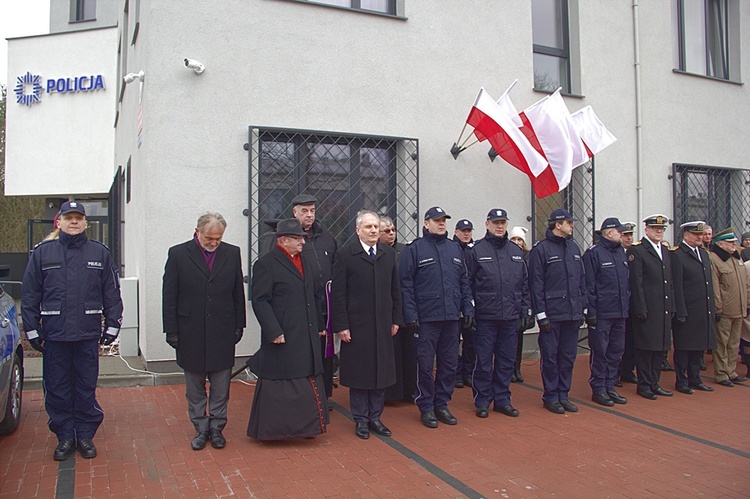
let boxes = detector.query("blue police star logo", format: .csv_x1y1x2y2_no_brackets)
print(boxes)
14,71,43,107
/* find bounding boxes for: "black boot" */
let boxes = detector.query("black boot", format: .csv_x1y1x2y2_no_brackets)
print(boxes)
513,364,524,383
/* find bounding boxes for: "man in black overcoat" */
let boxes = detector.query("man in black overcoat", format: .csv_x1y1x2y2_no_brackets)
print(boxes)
331,211,402,439
162,213,246,450
627,214,674,400
670,221,717,394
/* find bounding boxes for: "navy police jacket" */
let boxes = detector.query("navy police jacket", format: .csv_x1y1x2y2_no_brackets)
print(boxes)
528,229,587,322
582,236,630,319
399,229,473,324
22,231,123,342
466,231,531,320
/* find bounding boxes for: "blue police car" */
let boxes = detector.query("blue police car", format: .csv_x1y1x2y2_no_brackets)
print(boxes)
0,285,23,434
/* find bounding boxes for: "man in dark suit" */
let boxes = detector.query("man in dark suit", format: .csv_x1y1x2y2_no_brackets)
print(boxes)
671,221,717,394
162,213,246,450
331,211,402,439
627,214,674,400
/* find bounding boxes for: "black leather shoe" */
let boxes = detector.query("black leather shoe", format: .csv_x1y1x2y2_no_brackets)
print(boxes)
476,406,489,418
209,428,226,449
355,422,370,439
420,411,438,428
654,387,673,397
559,399,578,412
607,390,627,404
463,378,473,388
730,375,747,383
592,392,614,407
513,368,524,383
620,372,638,384
637,390,657,400
76,438,97,459
690,383,714,392
54,439,75,461
454,379,464,388
613,379,623,387
494,404,519,417
543,402,565,414
191,432,209,450
368,420,391,437
717,379,735,387
675,386,693,394
435,408,457,425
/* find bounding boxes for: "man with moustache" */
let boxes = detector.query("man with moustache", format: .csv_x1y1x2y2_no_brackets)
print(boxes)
399,207,473,428
627,215,675,400
331,211,402,439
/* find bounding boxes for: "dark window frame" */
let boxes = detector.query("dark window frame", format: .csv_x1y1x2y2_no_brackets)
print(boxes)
532,0,572,94
675,0,733,81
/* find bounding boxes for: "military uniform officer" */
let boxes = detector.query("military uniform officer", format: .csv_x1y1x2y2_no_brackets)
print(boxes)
627,214,675,400
583,218,631,406
528,208,587,414
453,218,475,389
670,221,717,394
465,209,531,418
399,207,474,428
616,222,638,387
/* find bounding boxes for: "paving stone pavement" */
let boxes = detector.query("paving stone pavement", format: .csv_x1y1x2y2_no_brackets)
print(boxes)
1,354,748,498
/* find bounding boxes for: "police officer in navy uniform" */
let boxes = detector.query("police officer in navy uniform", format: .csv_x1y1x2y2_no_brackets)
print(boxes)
399,206,474,428
22,201,123,461
627,214,675,400
291,194,338,403
452,218,475,389
465,209,532,418
670,221,717,394
615,222,638,386
528,208,587,414
583,218,631,406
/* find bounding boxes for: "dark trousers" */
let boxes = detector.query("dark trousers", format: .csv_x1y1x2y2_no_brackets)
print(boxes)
515,327,524,369
43,339,103,440
320,336,334,398
456,324,475,382
635,349,664,392
538,320,579,404
472,319,517,408
413,320,459,414
617,318,636,377
184,368,231,433
588,318,626,393
349,388,385,423
673,350,703,388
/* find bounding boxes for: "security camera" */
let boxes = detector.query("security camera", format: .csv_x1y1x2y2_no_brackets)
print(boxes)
184,58,205,74
123,70,144,84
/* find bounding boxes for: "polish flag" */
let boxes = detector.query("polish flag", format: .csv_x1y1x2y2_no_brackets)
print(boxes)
466,87,547,178
571,106,617,157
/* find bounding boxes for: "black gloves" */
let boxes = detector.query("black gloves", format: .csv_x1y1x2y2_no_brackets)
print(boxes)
100,329,118,346
516,318,526,333
461,315,475,330
235,328,243,344
585,316,597,328
675,316,687,325
28,338,45,354
405,321,420,333
166,332,179,349
524,316,535,331
635,314,647,323
537,318,551,333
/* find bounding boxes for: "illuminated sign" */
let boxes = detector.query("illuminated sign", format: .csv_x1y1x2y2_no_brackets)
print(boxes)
14,71,106,107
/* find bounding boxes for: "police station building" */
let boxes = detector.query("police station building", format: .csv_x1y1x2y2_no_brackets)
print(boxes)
6,0,750,370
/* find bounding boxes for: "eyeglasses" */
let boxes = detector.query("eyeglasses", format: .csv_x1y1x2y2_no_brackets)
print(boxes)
382,229,395,233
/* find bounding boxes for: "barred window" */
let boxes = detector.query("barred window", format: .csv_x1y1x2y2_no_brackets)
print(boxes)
247,127,419,264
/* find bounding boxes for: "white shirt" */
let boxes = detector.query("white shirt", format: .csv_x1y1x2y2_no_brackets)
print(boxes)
360,240,376,257
645,236,663,260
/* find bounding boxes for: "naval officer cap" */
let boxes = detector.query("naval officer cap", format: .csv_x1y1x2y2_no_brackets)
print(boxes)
548,208,577,222
486,209,509,221
679,221,706,233
712,227,738,243
275,218,306,237
455,219,473,230
424,206,451,220
291,193,318,206
59,200,86,216
643,214,669,227
622,222,636,234
600,217,628,232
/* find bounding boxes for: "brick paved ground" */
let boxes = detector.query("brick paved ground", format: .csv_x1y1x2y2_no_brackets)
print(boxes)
1,354,748,498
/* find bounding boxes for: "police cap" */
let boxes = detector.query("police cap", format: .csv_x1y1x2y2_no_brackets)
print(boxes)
600,217,627,232
424,206,451,220
455,219,473,230
59,200,86,216
486,209,509,221
548,208,577,222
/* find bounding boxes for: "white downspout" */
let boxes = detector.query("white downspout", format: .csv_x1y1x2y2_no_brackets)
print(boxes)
633,0,644,235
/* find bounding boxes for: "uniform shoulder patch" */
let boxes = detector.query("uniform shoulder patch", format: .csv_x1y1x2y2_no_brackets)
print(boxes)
33,239,55,249
628,253,635,262
669,246,680,251
631,241,642,245
661,241,670,247
405,238,420,245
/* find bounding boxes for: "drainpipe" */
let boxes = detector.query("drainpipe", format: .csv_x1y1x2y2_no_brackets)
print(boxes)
633,0,644,236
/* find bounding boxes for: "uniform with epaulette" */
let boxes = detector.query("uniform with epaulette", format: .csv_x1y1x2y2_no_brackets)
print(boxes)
626,214,674,399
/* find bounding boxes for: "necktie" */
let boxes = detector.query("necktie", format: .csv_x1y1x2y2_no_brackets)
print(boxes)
369,246,376,261
694,248,701,262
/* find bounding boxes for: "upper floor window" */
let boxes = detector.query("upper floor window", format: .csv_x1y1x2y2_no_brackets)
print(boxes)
674,0,740,81
305,0,396,15
532,0,570,93
73,0,96,22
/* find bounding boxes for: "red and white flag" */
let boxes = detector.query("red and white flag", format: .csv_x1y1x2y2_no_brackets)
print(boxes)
466,87,547,178
570,105,617,157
